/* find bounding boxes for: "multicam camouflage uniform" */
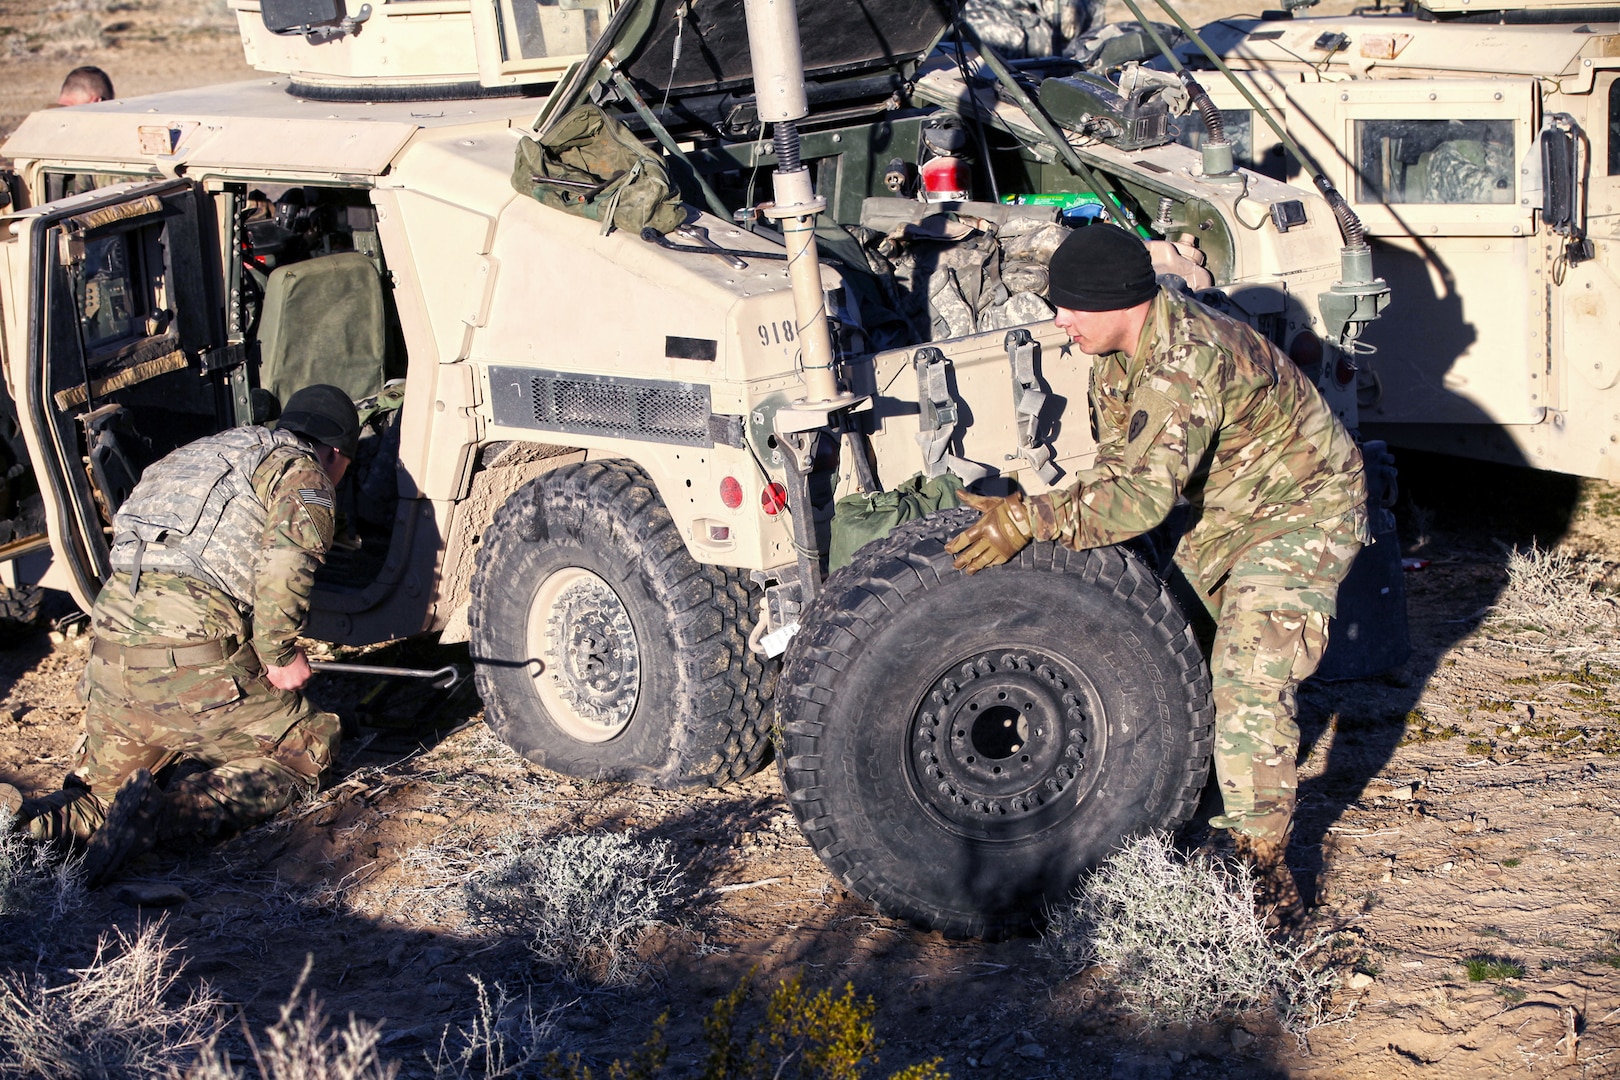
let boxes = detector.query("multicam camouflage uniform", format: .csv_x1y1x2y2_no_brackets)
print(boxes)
1029,289,1369,840
30,430,340,845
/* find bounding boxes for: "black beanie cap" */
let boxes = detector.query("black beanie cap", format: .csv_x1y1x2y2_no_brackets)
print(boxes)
1047,222,1159,312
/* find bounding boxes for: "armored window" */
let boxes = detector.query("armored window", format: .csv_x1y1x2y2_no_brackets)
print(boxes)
76,233,147,354
1354,119,1514,205
493,0,612,62
1609,78,1620,176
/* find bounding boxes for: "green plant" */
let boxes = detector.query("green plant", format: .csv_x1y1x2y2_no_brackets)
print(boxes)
542,972,945,1080
1463,955,1525,982
1039,833,1334,1033
1501,858,1521,869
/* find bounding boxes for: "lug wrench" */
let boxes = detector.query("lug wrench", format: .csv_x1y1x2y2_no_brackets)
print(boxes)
309,660,467,691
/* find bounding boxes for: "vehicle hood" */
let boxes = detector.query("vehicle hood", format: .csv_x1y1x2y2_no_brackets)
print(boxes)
614,0,959,97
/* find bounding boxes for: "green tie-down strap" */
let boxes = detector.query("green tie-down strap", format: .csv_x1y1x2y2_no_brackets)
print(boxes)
828,472,965,570
511,104,687,237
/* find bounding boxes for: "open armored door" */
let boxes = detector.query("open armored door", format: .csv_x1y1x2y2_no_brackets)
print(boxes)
0,179,224,611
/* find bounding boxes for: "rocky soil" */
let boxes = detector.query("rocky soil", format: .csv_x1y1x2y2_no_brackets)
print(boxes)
3,454,1619,1080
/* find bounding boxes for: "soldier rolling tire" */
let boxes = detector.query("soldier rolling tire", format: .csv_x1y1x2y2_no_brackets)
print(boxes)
470,461,775,789
777,508,1214,938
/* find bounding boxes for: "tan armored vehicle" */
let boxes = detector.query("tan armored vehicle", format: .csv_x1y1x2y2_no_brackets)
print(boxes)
0,0,1393,934
1133,0,1620,481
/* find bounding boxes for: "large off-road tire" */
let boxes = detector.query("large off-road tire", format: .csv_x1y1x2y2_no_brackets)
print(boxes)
777,508,1214,938
470,461,775,789
0,583,45,645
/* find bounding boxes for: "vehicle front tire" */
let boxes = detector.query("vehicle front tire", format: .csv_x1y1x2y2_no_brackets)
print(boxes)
470,460,774,789
777,508,1214,938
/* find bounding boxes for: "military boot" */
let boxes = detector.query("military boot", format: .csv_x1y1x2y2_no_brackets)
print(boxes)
1232,832,1306,932
81,769,160,888
5,778,103,846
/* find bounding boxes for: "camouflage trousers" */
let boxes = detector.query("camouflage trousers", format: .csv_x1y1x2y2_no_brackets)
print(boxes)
40,638,339,845
1190,515,1362,842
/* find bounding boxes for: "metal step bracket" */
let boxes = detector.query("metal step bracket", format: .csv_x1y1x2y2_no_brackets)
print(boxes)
1004,328,1061,485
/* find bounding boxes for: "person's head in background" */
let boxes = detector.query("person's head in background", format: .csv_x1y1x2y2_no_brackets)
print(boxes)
57,66,115,107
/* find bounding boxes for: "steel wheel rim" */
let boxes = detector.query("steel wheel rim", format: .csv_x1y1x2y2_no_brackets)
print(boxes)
906,646,1105,838
526,565,641,743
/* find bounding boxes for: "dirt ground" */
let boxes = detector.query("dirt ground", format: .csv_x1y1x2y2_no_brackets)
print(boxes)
4,457,1620,1080
4,2,1620,1078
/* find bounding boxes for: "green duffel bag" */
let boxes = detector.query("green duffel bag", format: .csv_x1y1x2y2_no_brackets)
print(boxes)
511,103,686,237
828,472,965,570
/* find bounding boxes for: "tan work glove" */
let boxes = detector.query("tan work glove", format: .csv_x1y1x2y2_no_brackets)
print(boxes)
946,491,1034,573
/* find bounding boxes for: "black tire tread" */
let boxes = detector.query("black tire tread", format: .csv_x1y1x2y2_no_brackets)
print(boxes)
470,460,775,789
779,507,1214,938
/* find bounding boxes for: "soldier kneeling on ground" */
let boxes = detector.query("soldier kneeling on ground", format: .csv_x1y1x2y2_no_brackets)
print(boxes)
947,224,1369,929
1,386,359,886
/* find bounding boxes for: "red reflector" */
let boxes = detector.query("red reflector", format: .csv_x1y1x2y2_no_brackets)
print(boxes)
708,525,730,541
1287,330,1324,376
719,476,743,509
761,482,788,516
1334,355,1357,386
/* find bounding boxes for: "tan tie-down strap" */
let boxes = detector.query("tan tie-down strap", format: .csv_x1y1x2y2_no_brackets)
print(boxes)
55,349,187,411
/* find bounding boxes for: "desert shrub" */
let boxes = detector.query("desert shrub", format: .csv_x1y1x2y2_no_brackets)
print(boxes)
0,808,82,936
545,971,946,1080
1493,542,1619,636
1039,833,1333,1032
464,829,681,986
182,961,395,1080
0,920,225,1078
429,977,559,1080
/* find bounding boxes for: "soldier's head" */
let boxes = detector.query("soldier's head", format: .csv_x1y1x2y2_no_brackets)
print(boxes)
277,384,360,482
57,66,115,107
1048,223,1158,356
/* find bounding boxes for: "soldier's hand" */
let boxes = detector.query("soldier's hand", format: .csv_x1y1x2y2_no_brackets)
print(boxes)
266,649,313,692
945,491,1034,574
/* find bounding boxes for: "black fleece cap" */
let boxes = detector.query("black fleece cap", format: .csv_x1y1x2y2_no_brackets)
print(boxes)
1047,222,1159,312
277,384,360,460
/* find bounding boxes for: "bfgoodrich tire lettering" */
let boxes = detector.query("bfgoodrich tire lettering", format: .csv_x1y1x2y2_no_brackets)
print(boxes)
470,460,774,789
777,507,1214,938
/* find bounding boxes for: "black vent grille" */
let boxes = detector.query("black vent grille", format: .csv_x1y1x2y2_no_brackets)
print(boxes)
489,366,713,447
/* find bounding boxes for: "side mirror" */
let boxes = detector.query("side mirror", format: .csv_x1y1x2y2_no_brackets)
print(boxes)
1539,114,1580,237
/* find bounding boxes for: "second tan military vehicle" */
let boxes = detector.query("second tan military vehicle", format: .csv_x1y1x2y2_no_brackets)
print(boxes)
1141,0,1620,481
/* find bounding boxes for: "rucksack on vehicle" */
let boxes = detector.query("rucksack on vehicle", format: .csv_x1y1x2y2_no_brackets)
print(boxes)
510,104,686,236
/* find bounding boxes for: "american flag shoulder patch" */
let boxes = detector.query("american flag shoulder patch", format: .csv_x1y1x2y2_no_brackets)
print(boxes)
298,487,334,511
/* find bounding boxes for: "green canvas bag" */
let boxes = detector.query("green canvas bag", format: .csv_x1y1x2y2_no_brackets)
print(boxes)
828,472,965,570
511,104,686,236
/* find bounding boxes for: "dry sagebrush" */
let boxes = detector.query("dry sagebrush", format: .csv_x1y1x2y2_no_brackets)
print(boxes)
1492,542,1619,638
1040,833,1334,1032
0,808,83,938
462,828,682,986
0,921,225,1078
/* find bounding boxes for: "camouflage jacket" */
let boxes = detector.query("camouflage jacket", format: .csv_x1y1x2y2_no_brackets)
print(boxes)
1037,289,1368,593
94,433,337,668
